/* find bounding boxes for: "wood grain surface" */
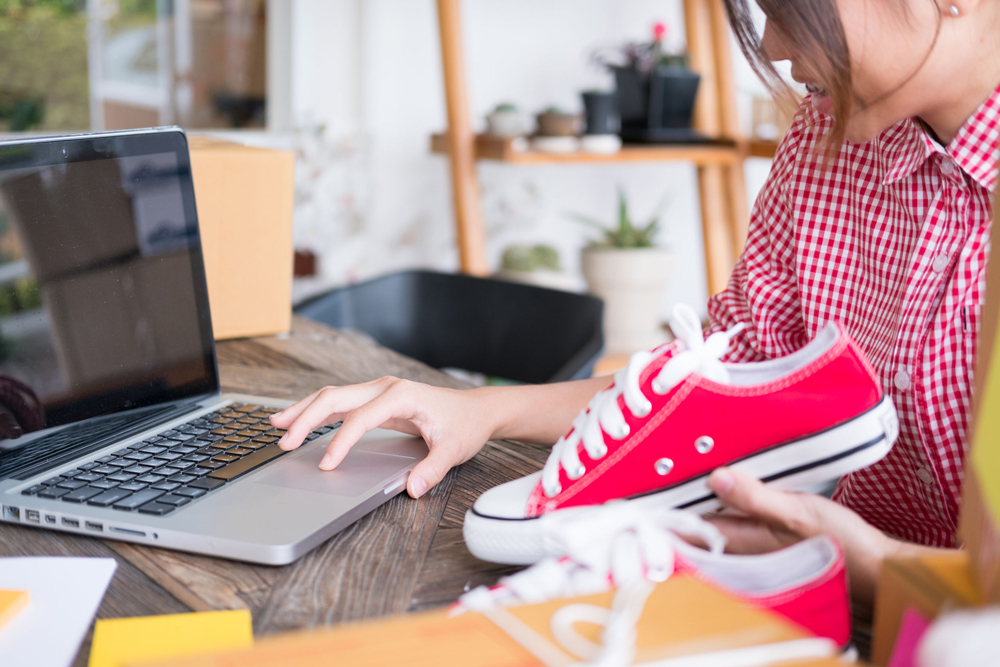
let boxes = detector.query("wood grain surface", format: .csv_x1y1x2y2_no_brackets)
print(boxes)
0,317,547,666
0,316,873,664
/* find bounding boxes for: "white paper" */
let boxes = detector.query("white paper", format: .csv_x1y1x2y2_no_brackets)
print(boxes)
0,557,117,667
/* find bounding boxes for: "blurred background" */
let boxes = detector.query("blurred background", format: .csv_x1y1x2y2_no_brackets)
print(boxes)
0,0,796,324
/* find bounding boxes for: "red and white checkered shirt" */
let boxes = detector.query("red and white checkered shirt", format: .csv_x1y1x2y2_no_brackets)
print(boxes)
705,88,999,547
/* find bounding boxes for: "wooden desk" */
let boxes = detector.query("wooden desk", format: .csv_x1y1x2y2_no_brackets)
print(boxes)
0,317,549,666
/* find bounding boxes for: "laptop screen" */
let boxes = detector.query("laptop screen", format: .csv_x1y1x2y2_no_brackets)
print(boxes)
0,129,218,437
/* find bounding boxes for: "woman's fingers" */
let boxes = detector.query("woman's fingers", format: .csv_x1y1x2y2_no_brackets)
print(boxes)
276,379,396,451
707,467,816,537
319,379,416,470
407,445,458,499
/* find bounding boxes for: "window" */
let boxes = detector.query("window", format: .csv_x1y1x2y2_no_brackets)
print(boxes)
0,0,267,133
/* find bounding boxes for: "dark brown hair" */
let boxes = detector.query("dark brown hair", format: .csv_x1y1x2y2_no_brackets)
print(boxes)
723,0,942,152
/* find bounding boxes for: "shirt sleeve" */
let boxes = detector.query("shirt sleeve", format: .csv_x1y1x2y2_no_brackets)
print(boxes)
703,105,812,363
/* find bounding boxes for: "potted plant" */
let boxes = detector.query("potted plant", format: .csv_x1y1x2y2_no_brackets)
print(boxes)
486,102,534,138
535,106,582,137
574,189,673,354
495,244,578,292
592,22,702,143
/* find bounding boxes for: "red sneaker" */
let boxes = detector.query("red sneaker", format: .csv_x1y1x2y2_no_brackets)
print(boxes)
455,503,851,658
464,305,898,565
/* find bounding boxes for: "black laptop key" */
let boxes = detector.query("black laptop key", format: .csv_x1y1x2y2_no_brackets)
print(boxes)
96,455,116,463
137,501,175,516
87,488,133,507
135,474,161,484
152,481,180,491
197,460,225,470
190,467,213,476
207,444,285,482
91,479,119,490
21,484,45,495
123,465,153,475
173,486,207,498
165,461,194,471
183,454,210,463
78,462,98,470
157,494,192,506
56,479,88,490
120,481,150,492
91,466,119,475
106,459,132,468
148,467,175,477
139,446,167,455
112,489,164,510
107,473,136,483
168,473,196,484
124,452,152,462
62,486,103,503
188,477,226,491
153,452,182,462
37,486,72,499
42,476,66,485
74,472,102,483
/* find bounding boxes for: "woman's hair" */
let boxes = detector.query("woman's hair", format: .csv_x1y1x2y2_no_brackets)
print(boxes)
723,0,941,152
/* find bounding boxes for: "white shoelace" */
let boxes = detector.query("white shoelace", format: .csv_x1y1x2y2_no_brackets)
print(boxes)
541,304,746,498
458,503,727,666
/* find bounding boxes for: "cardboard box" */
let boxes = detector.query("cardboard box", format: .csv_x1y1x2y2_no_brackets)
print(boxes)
137,575,845,667
188,136,294,340
871,552,982,665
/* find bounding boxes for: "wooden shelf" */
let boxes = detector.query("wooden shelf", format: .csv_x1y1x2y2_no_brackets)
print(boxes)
431,133,741,166
746,139,779,159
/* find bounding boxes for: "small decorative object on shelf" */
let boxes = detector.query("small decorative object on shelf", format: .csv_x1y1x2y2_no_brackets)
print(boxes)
581,90,622,155
533,106,583,153
485,102,534,138
496,244,578,292
573,188,673,354
593,21,703,144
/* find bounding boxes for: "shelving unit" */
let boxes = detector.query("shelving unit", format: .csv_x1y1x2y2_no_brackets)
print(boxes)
433,0,776,296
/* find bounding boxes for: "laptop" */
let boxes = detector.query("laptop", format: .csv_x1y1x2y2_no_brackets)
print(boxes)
0,128,428,565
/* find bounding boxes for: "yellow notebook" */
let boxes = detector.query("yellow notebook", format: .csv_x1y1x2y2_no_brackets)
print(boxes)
88,609,253,667
133,575,835,667
0,589,29,631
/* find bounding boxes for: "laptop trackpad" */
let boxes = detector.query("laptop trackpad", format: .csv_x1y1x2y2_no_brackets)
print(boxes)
254,446,415,497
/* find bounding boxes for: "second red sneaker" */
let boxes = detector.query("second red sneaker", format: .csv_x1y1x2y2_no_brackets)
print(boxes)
464,305,899,565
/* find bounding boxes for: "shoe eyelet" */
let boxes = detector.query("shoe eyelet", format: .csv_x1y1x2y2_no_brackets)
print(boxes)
567,462,586,480
592,443,608,459
654,458,674,476
651,378,668,395
616,423,630,440
695,436,714,454
543,482,562,498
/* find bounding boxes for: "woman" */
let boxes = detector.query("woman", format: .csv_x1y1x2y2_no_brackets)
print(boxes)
272,0,1000,603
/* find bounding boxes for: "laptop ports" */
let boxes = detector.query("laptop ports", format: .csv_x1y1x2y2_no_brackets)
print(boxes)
2,506,19,521
25,509,40,523
61,517,79,528
85,521,103,532
44,514,56,524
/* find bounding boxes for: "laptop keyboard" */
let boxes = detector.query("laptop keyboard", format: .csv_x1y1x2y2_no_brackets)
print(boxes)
19,403,337,517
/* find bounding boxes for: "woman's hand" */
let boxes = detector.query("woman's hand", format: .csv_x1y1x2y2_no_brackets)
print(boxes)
269,377,496,499
705,467,897,604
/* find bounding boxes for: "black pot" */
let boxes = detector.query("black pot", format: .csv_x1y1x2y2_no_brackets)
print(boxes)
613,65,702,142
581,91,618,135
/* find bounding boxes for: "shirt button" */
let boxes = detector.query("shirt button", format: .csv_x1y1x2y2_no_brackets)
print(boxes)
894,369,911,391
916,467,934,485
932,254,949,273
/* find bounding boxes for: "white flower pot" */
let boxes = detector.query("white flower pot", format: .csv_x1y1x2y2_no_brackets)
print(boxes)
581,247,673,355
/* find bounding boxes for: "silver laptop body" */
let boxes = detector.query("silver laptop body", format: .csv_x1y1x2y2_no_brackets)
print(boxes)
0,128,427,565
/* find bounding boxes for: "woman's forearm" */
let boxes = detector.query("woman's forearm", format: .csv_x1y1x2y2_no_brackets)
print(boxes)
473,375,615,445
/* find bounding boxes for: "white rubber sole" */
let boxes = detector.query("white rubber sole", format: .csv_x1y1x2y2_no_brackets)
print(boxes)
463,396,899,565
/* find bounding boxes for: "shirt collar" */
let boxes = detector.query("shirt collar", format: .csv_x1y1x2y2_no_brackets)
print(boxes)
880,80,1000,192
